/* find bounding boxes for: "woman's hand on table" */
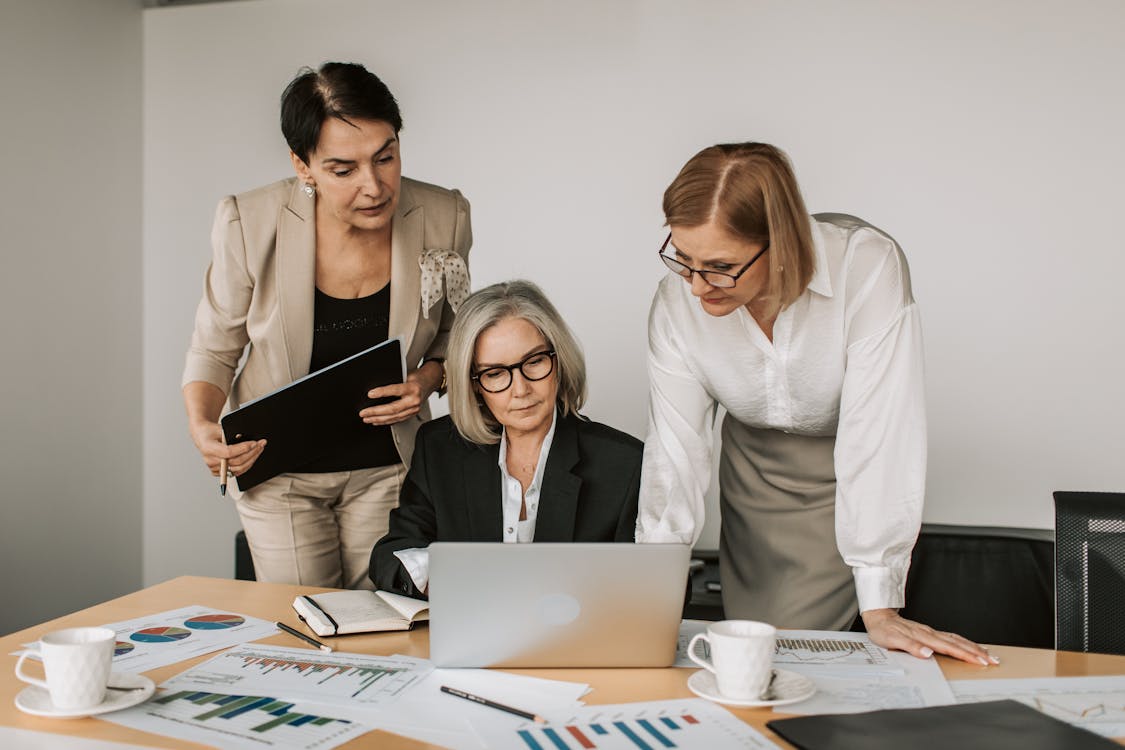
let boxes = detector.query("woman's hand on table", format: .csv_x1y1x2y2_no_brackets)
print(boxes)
862,608,1000,666
361,361,444,426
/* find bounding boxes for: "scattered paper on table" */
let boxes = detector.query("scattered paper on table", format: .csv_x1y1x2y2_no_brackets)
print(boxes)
161,643,432,709
768,631,952,714
100,687,371,750
674,619,711,667
772,629,901,673
472,698,780,749
951,675,1125,738
372,668,590,749
24,605,278,674
0,726,161,750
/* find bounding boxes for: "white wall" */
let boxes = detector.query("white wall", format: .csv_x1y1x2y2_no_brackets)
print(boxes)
0,0,143,634
143,0,1125,584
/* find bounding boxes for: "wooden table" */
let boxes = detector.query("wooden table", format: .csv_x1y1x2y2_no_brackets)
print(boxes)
3,576,1124,748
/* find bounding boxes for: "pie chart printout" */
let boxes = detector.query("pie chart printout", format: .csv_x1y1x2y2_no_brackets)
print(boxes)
183,613,246,630
130,626,192,643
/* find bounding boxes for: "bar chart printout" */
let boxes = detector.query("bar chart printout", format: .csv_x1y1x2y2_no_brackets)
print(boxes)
772,630,892,668
162,644,432,709
101,688,370,750
474,698,778,750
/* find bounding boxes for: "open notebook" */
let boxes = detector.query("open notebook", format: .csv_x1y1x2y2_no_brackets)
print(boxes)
292,590,429,636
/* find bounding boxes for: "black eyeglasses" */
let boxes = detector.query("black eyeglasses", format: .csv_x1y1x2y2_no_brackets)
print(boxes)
472,349,557,393
657,233,769,288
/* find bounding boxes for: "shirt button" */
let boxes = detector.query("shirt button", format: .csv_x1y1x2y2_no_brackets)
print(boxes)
507,527,514,534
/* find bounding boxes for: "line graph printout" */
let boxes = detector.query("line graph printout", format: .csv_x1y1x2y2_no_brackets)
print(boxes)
101,688,370,750
473,699,778,750
773,630,895,669
776,641,953,715
952,676,1125,737
162,644,432,709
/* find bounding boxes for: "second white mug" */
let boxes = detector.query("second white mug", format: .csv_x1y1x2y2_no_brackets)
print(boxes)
688,619,776,701
13,626,116,711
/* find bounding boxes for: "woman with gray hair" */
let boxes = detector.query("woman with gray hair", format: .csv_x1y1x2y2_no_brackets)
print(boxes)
370,280,641,597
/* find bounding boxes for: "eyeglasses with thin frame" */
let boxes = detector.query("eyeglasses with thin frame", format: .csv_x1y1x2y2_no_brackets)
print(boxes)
657,233,769,288
472,349,557,393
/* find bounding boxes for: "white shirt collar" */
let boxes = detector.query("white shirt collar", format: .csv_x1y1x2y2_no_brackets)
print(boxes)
497,407,558,494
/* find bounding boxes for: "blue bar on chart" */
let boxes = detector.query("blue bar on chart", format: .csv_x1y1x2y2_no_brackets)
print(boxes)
637,719,676,747
154,690,352,733
542,727,572,750
514,714,706,750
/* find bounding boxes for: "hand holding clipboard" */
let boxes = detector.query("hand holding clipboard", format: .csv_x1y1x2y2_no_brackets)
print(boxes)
220,338,405,492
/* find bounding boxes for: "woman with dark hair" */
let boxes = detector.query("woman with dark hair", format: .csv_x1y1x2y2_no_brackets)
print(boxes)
182,62,471,589
637,142,994,665
370,280,641,598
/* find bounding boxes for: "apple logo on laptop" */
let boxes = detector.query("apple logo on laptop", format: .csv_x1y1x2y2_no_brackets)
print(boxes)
536,593,580,626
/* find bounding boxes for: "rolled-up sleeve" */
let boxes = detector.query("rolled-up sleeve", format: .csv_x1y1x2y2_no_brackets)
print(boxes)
636,290,717,545
835,237,926,613
181,196,252,394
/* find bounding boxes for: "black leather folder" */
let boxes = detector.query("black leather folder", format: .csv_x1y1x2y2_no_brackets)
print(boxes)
766,699,1118,750
220,338,403,492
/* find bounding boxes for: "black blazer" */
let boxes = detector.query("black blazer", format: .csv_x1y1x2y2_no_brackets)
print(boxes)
369,411,642,596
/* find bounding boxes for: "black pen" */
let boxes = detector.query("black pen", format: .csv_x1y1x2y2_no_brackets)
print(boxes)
275,621,333,653
440,685,547,724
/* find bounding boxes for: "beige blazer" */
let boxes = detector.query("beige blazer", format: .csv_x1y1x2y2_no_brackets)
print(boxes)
183,176,472,468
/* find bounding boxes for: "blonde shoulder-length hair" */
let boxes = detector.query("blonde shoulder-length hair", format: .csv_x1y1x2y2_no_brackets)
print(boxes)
663,142,815,315
446,280,587,445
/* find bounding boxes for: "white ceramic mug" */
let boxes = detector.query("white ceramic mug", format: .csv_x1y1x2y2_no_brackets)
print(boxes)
14,627,115,710
688,619,776,700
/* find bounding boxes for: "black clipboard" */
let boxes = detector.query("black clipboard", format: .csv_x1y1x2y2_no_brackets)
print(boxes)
220,338,404,492
766,699,1120,750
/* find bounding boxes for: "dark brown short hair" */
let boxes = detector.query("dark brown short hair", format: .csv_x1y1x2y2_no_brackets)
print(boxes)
280,62,402,164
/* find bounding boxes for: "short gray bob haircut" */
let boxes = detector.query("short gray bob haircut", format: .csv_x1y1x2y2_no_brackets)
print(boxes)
446,280,587,445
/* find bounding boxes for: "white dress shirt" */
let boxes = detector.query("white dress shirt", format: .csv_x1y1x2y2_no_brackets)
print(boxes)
393,410,557,592
636,214,926,613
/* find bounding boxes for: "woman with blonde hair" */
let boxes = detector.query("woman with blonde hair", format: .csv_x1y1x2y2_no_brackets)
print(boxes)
370,280,641,596
637,142,994,665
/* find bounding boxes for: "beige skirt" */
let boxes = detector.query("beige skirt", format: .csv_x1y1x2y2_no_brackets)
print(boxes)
718,414,857,630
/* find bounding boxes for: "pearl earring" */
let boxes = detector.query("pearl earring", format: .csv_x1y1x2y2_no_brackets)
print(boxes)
303,183,315,198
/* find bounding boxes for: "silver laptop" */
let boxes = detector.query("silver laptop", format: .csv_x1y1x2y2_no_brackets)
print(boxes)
427,542,690,668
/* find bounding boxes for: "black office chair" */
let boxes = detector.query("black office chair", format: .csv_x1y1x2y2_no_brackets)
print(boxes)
234,530,256,581
1054,491,1125,655
895,523,1055,648
685,549,724,620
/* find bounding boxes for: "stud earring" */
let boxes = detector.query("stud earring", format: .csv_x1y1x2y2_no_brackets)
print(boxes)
303,183,315,198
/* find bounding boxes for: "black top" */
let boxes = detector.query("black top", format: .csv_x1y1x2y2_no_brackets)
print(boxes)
369,411,643,597
303,285,399,472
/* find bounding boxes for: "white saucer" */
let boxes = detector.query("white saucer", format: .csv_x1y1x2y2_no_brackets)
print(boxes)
687,668,815,708
15,672,155,719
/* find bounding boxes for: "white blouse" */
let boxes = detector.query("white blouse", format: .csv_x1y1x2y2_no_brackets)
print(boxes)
636,214,926,613
393,411,557,592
